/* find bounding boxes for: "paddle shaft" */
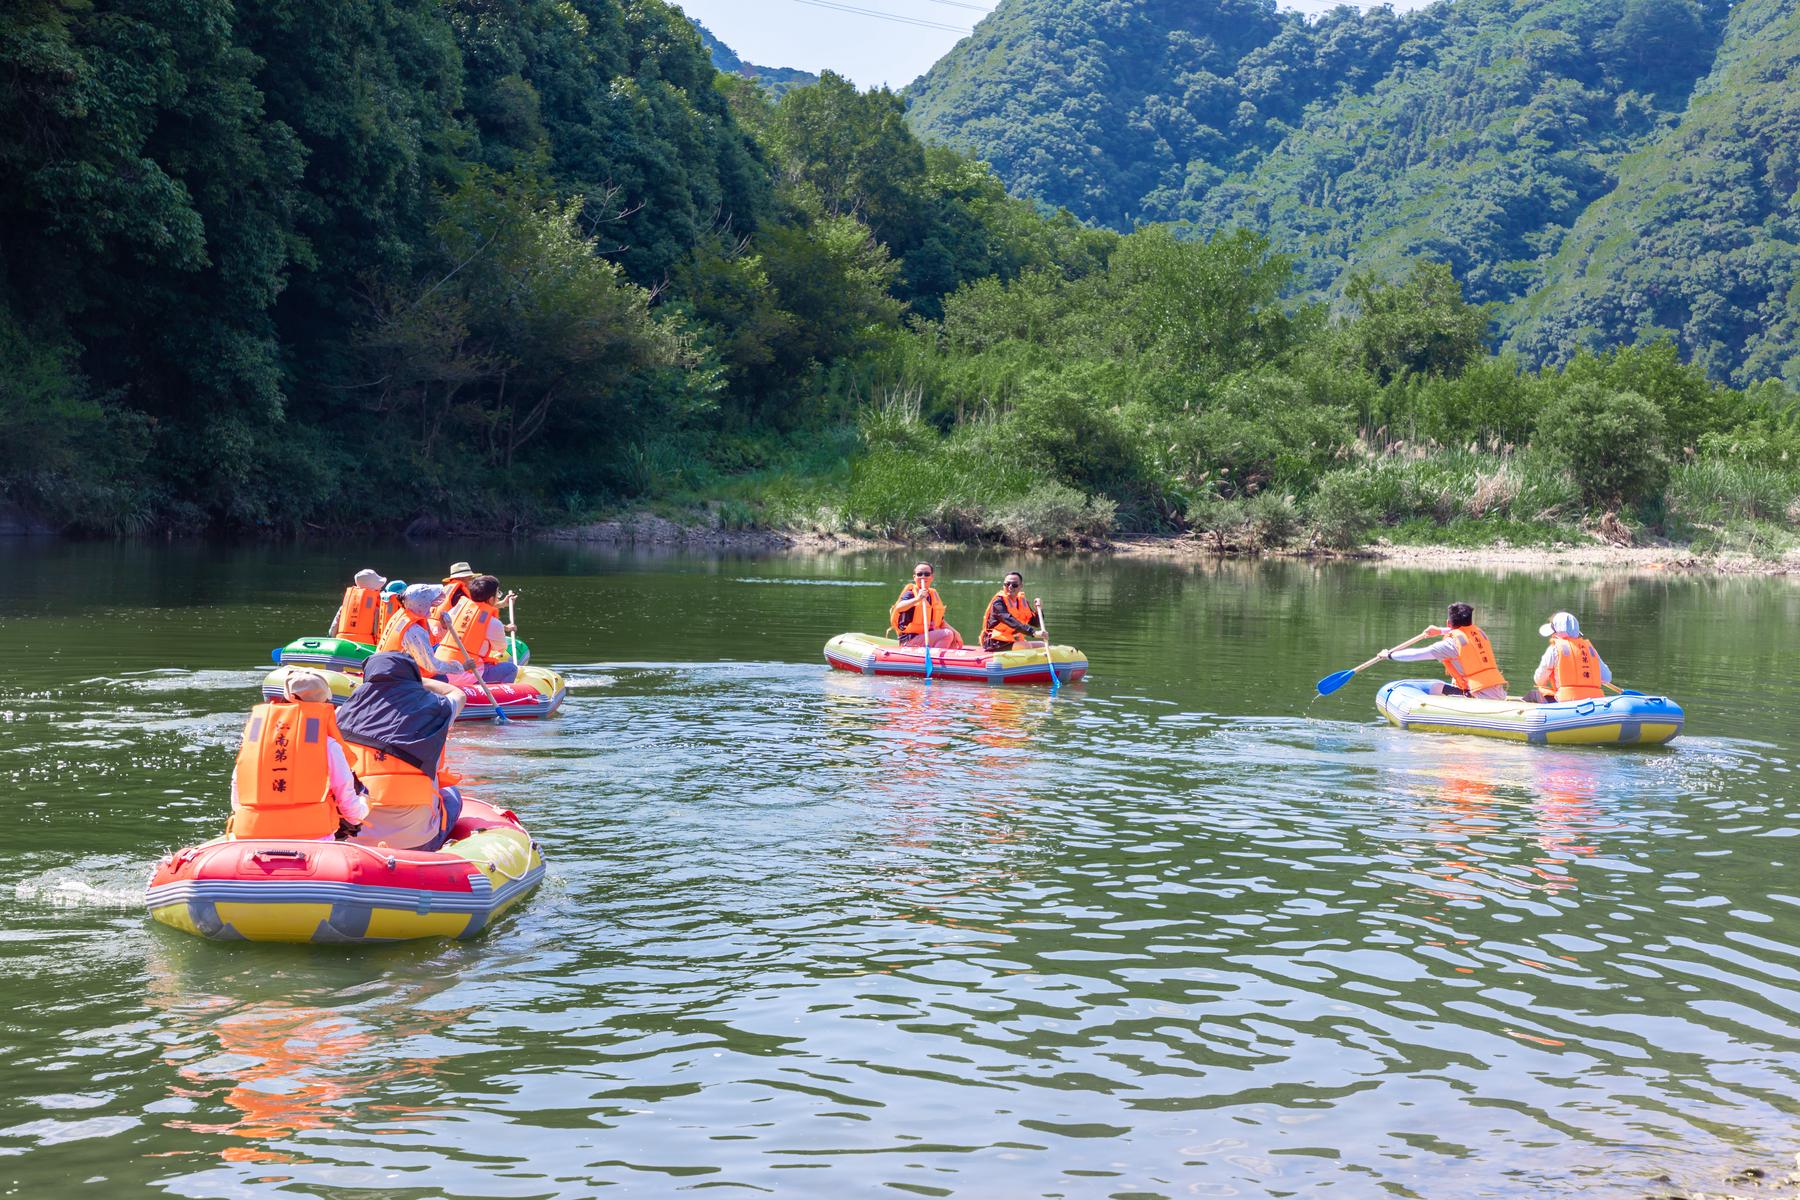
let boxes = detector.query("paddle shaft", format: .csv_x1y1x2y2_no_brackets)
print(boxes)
444,611,509,722
1354,629,1436,675
918,588,933,680
507,594,518,665
1035,599,1059,687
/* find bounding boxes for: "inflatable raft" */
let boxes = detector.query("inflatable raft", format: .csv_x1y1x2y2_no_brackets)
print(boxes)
262,663,567,720
1376,679,1683,746
275,635,530,674
825,632,1086,685
146,798,544,943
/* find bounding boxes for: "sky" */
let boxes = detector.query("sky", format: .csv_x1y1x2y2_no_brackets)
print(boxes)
673,0,1437,91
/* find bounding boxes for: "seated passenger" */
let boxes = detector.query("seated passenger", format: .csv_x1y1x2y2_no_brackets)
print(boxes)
379,578,408,628
890,562,962,649
228,671,369,841
981,571,1046,652
328,568,388,647
435,574,519,685
431,561,478,638
1379,602,1508,700
376,584,463,680
1528,611,1611,702
335,652,467,852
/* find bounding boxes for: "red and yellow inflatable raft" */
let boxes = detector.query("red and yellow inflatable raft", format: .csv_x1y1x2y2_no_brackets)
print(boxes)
146,798,544,943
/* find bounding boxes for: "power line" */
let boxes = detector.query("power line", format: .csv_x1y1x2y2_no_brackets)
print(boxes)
914,0,992,11
781,0,972,34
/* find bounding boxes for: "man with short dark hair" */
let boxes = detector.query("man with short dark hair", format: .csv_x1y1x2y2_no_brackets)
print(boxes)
1380,602,1509,699
436,574,519,684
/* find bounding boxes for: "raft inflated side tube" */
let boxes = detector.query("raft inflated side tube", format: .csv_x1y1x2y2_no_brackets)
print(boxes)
1375,679,1682,746
823,632,1086,686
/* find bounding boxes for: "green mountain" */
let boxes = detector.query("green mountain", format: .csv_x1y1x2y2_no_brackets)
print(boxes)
693,20,819,98
907,0,1800,385
1503,0,1800,385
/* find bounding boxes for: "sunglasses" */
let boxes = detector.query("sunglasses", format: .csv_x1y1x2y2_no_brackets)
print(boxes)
1003,580,1022,588
915,571,933,578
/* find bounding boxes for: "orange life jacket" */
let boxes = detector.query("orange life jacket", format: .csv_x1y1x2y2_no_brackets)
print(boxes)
344,742,442,811
1549,636,1603,702
438,598,501,666
378,592,401,628
228,701,342,840
1445,625,1506,694
336,584,384,646
376,607,443,677
432,579,471,633
981,590,1036,647
890,586,946,636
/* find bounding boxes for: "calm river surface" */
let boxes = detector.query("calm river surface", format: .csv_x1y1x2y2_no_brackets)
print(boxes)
1,541,1797,1198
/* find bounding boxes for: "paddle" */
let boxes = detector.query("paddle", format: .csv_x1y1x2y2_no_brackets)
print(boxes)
444,612,510,724
918,587,934,682
507,592,519,666
1035,598,1060,690
1603,681,1646,697
1315,629,1436,696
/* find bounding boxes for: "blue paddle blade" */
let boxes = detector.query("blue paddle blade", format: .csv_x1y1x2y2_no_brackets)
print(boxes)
1619,688,1645,696
270,648,282,663
1315,668,1357,696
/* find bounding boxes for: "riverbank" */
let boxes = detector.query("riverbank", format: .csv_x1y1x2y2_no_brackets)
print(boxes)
541,516,1799,575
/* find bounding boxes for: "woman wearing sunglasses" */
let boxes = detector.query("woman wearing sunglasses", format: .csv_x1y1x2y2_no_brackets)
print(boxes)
980,571,1046,652
889,562,963,649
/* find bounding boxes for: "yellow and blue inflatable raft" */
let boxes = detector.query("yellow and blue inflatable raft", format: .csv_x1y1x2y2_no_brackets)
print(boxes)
146,798,544,943
1377,679,1683,746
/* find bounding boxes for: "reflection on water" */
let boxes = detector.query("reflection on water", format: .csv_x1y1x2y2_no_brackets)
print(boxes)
0,542,1795,1197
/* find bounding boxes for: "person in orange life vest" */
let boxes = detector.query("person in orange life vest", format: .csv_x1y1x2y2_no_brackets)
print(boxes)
1378,602,1509,699
335,652,467,852
377,584,464,680
431,561,478,637
435,574,519,685
980,571,1046,652
327,568,387,646
890,562,962,649
379,579,408,627
227,670,369,841
1528,610,1611,702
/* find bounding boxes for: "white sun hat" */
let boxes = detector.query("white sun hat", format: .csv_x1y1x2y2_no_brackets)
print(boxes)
1539,611,1581,638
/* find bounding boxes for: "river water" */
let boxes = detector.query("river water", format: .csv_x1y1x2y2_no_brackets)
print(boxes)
1,541,1796,1198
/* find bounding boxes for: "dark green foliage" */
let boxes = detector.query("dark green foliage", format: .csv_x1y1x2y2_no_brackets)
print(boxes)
1534,383,1669,510
1507,0,1800,385
1341,262,1490,387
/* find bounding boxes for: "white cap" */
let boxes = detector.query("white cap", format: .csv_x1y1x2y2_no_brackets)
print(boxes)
1539,611,1581,638
354,568,387,590
402,583,445,616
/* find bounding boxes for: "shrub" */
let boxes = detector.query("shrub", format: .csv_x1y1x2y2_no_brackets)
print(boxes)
1533,383,1668,511
1308,472,1380,549
994,482,1116,546
1245,490,1300,549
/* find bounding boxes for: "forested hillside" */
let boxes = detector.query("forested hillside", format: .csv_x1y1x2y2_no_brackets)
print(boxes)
693,20,819,98
907,0,1800,386
1,0,1795,556
1504,0,1800,386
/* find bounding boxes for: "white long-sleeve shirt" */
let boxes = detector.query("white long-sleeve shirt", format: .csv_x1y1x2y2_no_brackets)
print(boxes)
230,736,370,835
1390,634,1508,700
1533,639,1612,691
401,619,464,678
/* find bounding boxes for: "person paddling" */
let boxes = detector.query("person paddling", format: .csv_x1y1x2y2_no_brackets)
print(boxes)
431,561,478,638
436,574,519,685
891,562,961,649
1378,602,1508,699
1527,611,1611,703
227,671,369,841
980,571,1045,652
336,652,467,852
328,568,388,647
